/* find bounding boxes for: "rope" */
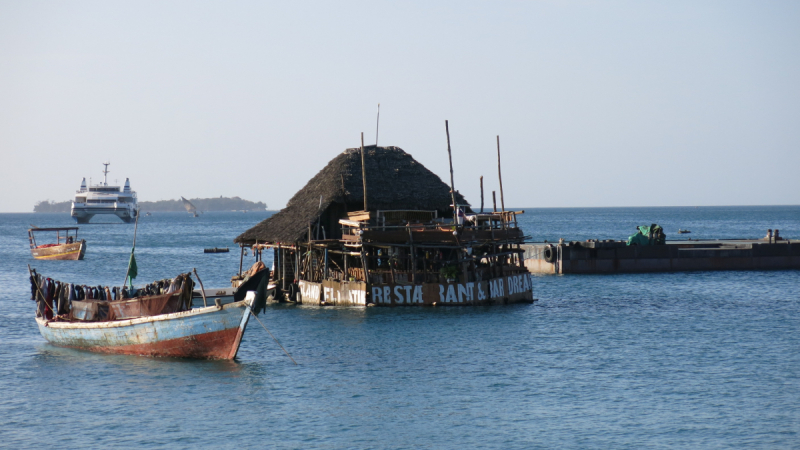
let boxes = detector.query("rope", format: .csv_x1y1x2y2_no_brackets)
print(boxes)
250,311,298,365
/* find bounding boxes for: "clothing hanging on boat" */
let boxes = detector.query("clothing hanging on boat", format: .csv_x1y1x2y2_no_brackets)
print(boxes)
58,283,70,315
29,273,38,301
53,282,61,315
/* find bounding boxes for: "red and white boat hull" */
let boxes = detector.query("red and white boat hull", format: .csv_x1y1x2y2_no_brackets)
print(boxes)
37,296,253,359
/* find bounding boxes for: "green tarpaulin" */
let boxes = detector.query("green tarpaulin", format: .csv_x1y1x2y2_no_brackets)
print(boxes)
626,224,666,246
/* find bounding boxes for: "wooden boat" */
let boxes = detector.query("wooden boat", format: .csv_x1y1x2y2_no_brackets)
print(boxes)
36,295,254,359
28,227,86,260
204,247,230,253
678,229,692,234
29,268,265,359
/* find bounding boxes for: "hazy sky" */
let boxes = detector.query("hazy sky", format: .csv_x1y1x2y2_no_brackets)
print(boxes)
1,1,798,212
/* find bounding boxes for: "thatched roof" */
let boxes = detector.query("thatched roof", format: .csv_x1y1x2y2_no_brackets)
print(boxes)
235,146,470,244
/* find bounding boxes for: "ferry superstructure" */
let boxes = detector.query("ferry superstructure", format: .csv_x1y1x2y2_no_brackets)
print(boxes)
71,163,138,224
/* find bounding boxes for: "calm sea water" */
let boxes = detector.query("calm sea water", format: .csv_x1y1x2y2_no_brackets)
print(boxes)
0,207,798,449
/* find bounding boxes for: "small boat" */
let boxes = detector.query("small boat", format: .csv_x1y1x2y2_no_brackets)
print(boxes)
29,268,268,359
28,227,86,260
193,287,237,306
181,196,199,217
194,265,274,306
204,247,230,253
678,229,692,234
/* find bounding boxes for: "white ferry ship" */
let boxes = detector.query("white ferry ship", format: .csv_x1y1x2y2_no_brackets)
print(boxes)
71,163,138,224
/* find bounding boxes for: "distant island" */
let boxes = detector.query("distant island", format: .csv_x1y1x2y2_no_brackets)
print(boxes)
34,196,268,213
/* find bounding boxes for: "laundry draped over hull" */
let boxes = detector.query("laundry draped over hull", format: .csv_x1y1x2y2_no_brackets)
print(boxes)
29,269,195,322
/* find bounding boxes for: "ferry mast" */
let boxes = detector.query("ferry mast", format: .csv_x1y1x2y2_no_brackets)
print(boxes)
102,162,110,186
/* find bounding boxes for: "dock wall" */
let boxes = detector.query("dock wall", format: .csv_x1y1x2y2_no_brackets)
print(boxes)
523,241,800,274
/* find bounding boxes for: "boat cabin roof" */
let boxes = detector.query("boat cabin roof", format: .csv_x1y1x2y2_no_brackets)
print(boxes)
28,227,80,232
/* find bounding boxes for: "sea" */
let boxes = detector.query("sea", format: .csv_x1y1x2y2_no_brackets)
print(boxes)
0,206,798,449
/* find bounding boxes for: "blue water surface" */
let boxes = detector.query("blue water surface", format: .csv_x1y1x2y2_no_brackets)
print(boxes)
0,207,798,449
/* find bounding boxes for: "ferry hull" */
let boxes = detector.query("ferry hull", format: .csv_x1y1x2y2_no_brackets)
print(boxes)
71,208,136,224
36,300,252,359
30,240,86,260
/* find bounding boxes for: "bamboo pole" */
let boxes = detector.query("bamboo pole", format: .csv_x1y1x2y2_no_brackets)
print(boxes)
361,132,368,211
497,135,505,213
280,245,285,291
122,208,140,288
360,247,369,283
315,195,322,240
445,120,457,221
27,264,45,303
408,225,417,284
238,245,244,276
492,191,497,213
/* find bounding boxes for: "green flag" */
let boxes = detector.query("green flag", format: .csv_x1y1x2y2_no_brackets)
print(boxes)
127,246,138,286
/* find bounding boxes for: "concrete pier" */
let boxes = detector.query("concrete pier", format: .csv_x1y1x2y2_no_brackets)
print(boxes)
523,239,800,274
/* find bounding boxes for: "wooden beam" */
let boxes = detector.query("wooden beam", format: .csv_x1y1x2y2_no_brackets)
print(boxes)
480,175,484,214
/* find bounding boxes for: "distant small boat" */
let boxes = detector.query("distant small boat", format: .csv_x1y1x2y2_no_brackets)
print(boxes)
181,196,199,217
204,247,230,253
678,229,691,234
28,227,86,260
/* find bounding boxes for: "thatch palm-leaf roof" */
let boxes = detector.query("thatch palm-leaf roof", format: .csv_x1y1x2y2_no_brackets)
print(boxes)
235,146,470,244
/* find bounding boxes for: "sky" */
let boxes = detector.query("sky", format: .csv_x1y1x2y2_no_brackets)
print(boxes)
1,0,798,212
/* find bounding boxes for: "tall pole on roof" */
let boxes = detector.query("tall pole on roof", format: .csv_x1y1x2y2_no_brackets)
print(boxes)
497,135,505,213
361,132,368,211
480,176,484,213
375,103,380,146
445,120,457,221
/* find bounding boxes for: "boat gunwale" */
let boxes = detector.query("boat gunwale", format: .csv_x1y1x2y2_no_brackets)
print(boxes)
33,248,83,258
36,299,250,330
